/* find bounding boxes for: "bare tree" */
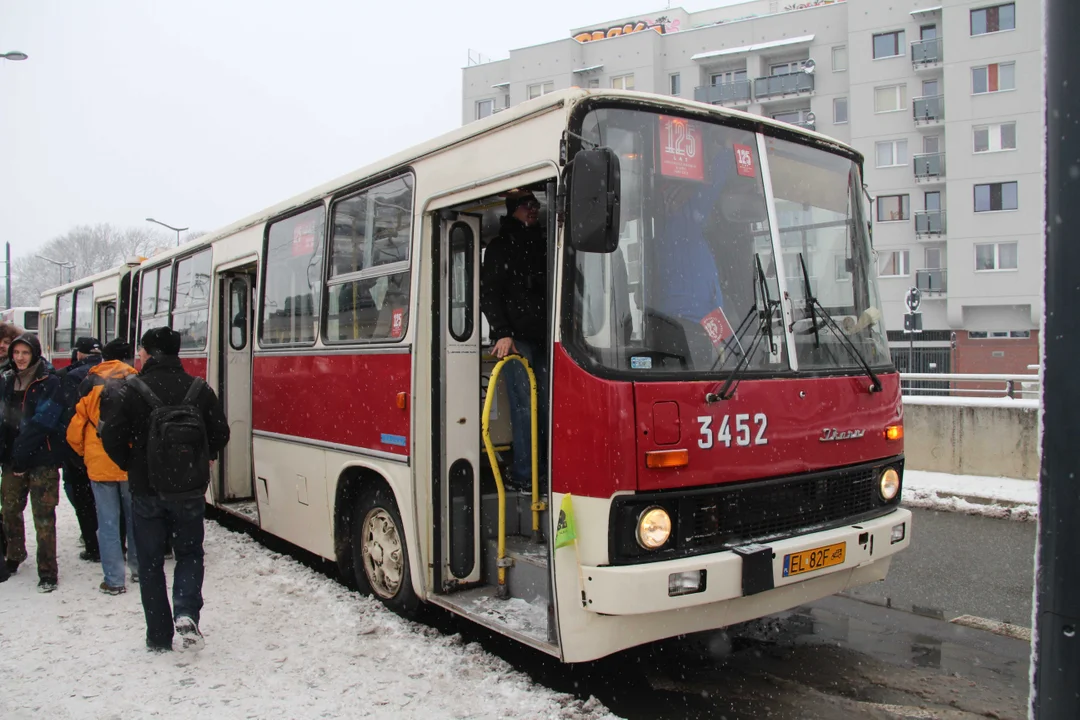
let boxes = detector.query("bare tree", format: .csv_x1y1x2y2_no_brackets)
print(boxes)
10,223,172,306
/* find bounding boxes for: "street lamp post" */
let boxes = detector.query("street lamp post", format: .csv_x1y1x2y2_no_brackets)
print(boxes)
146,217,188,247
0,51,28,61
2,53,26,308
36,255,75,285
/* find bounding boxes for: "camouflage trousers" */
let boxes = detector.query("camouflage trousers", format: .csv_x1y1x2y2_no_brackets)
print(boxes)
1,465,61,581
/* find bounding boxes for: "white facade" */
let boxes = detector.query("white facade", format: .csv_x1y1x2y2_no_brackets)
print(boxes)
462,0,1044,348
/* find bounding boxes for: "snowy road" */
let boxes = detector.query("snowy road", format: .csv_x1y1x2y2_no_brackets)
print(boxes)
0,502,613,720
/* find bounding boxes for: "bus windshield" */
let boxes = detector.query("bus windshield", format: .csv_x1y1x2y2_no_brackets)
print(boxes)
567,106,890,376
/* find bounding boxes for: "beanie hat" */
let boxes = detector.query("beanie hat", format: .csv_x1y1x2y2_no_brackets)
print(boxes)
140,327,182,356
75,336,103,354
102,338,132,362
505,191,538,216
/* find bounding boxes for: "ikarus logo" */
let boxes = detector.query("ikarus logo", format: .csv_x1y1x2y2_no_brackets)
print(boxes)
819,428,866,442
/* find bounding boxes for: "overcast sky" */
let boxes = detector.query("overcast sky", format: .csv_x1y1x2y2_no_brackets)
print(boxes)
0,0,741,259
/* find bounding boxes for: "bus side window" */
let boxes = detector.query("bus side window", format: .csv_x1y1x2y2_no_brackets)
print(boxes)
260,205,325,347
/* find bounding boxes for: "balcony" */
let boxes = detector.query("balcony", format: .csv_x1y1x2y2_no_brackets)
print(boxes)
914,210,946,237
791,119,816,132
694,80,751,105
913,94,945,125
754,73,814,100
913,152,946,182
916,269,947,295
911,37,943,68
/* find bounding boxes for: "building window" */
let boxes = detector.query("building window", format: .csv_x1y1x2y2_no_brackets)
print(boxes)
476,99,494,120
923,135,941,154
974,181,1018,212
669,73,681,96
975,242,1018,271
874,84,907,113
587,78,600,89
969,330,1029,339
973,122,1017,152
925,247,943,269
876,194,910,222
527,82,554,100
770,61,805,75
873,30,906,59
832,45,847,72
712,69,747,85
833,97,848,124
971,3,1015,35
875,139,908,168
878,250,911,277
772,108,812,125
972,62,1015,94
611,74,635,90
1011,330,1031,338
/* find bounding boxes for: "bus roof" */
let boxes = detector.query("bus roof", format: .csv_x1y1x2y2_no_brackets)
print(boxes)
39,262,140,301
137,88,861,267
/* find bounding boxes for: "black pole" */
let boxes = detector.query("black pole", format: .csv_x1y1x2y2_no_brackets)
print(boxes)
1035,0,1080,715
4,242,9,310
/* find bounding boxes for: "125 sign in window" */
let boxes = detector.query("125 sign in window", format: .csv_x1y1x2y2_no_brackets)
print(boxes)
697,414,768,449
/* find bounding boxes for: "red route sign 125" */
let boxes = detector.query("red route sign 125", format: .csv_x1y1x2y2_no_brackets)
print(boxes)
659,115,704,181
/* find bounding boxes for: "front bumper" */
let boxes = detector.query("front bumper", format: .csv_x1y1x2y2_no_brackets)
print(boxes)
579,507,911,615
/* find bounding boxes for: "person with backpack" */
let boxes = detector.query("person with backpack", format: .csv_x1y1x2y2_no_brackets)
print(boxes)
0,334,64,592
57,336,103,564
66,339,139,595
100,327,229,651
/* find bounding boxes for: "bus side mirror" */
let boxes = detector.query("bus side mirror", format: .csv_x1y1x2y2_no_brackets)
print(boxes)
568,147,621,253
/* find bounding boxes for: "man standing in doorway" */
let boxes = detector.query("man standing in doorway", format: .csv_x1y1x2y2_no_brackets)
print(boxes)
480,189,548,492
100,327,230,652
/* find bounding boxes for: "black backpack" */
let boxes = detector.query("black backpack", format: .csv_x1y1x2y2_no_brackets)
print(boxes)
126,375,211,499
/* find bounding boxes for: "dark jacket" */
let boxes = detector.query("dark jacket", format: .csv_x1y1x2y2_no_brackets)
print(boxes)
0,335,64,472
56,354,103,465
480,216,548,344
99,355,230,496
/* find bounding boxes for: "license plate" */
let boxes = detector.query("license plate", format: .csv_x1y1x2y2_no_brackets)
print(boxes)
783,542,846,578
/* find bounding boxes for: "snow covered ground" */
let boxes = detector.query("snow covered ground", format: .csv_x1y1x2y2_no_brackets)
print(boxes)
0,502,615,720
903,469,1038,521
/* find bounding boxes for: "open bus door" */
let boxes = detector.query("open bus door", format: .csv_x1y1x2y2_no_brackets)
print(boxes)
216,267,257,515
438,212,483,587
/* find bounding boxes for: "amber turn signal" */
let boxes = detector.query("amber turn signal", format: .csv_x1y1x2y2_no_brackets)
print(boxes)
396,392,408,410
645,449,689,469
884,425,903,442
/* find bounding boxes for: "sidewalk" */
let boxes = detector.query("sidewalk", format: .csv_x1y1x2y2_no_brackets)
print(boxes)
0,502,615,720
903,470,1038,521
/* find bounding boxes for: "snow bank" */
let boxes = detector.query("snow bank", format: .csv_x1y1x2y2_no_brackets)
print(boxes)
903,469,1038,521
0,502,617,720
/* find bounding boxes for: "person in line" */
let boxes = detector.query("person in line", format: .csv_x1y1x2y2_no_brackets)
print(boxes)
57,337,103,563
480,189,549,492
101,327,229,651
0,321,24,584
0,334,64,592
66,339,139,595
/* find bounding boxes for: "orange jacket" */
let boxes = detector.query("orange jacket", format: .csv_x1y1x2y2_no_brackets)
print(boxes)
66,360,138,481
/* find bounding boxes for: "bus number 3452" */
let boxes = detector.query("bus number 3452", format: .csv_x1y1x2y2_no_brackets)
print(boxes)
696,414,768,449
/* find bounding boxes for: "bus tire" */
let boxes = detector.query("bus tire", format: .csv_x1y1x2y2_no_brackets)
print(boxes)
351,485,421,617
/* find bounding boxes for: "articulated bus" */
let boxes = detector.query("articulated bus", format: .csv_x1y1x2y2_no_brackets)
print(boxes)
41,89,910,662
40,262,141,369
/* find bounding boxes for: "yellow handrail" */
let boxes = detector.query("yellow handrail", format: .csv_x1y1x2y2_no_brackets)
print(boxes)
481,353,547,599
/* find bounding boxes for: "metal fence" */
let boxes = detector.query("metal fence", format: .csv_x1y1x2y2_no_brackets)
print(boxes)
900,372,1040,399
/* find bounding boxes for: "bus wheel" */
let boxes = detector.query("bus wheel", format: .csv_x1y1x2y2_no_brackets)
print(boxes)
352,486,420,617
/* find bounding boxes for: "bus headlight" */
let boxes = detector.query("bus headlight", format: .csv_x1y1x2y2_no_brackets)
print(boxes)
637,507,672,549
879,467,901,501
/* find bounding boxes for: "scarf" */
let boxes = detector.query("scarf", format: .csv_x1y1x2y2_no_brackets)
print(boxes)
14,360,39,392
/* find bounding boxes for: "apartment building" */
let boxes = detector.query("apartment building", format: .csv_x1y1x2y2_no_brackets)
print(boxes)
462,0,1044,375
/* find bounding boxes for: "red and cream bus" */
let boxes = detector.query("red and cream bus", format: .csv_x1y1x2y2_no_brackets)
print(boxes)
42,89,910,662
40,262,141,369
1,307,41,335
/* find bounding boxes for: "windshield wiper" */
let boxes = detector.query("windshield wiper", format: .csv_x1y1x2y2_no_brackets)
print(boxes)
706,254,780,402
795,252,883,393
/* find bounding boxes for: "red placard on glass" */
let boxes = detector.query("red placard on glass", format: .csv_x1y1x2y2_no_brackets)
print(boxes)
292,220,316,257
659,115,704,181
701,307,735,347
390,308,405,338
733,143,756,178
